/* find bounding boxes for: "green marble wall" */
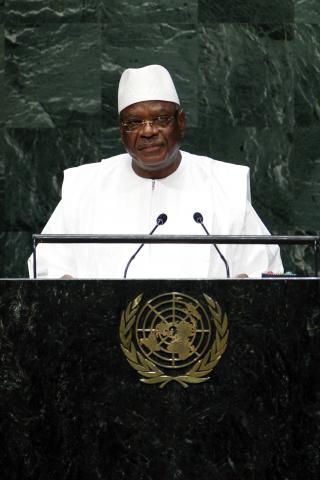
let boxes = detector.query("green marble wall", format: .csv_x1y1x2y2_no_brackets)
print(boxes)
0,0,319,277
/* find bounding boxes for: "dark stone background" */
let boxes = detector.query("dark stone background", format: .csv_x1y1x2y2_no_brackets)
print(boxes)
0,0,320,277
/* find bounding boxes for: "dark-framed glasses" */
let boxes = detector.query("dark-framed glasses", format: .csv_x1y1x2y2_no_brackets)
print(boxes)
121,110,179,133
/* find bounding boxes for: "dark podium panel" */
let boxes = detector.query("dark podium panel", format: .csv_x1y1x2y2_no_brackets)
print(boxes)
0,279,319,480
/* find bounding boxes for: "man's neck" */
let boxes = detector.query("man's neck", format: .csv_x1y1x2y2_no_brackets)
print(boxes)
131,152,182,179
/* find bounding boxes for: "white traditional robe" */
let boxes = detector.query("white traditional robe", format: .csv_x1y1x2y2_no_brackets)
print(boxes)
28,151,283,278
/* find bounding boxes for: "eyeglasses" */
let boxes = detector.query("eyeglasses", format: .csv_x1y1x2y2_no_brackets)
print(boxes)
121,110,179,133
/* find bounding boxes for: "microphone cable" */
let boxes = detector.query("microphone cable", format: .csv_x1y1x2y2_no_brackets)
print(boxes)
193,211,230,278
123,213,167,278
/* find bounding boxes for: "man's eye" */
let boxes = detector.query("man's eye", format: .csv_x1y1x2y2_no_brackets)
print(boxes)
124,120,143,131
154,116,170,126
127,120,142,127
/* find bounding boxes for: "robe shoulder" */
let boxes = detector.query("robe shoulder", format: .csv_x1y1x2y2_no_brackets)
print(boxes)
61,154,129,198
181,151,251,203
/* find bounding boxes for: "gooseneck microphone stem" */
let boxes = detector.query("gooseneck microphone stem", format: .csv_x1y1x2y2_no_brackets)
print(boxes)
123,224,158,279
123,213,167,279
200,222,230,278
193,212,230,278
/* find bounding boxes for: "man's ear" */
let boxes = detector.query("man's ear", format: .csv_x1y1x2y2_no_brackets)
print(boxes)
178,109,186,138
119,118,125,145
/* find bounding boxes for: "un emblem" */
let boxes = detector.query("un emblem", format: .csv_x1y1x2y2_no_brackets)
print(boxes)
120,292,229,388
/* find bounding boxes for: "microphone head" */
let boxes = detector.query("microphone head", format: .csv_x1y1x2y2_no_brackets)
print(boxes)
156,213,167,225
193,212,203,223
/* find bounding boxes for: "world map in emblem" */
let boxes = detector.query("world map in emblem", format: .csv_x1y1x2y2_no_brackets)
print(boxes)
137,292,213,369
120,292,229,388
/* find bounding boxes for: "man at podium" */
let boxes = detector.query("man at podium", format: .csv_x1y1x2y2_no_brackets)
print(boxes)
28,65,283,279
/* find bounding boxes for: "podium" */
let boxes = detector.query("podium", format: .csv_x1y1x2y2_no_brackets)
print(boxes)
0,279,319,479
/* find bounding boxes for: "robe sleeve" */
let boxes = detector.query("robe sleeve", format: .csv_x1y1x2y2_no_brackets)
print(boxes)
230,201,284,278
27,199,77,279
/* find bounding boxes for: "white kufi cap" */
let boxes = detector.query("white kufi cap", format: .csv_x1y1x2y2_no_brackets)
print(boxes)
118,64,180,113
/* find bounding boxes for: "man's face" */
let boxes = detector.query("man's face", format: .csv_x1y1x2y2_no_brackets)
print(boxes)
120,100,186,178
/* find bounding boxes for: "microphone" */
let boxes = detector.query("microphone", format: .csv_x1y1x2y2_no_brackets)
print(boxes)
123,213,168,278
193,212,230,278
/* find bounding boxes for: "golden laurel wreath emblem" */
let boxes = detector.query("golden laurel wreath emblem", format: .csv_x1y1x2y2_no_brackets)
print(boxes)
119,292,229,388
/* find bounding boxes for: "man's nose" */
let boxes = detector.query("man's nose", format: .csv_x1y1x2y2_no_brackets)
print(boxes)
140,121,159,136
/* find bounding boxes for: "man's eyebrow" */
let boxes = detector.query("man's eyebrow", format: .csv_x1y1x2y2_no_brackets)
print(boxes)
156,111,174,116
153,106,179,114
124,109,175,119
120,106,179,121
121,115,143,122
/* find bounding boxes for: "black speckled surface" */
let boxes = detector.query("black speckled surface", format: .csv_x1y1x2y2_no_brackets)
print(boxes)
0,279,319,479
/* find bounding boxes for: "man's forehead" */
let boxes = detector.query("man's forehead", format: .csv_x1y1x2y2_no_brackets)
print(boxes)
121,100,177,117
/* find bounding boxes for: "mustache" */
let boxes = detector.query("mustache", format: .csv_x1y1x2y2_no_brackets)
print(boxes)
137,141,163,150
